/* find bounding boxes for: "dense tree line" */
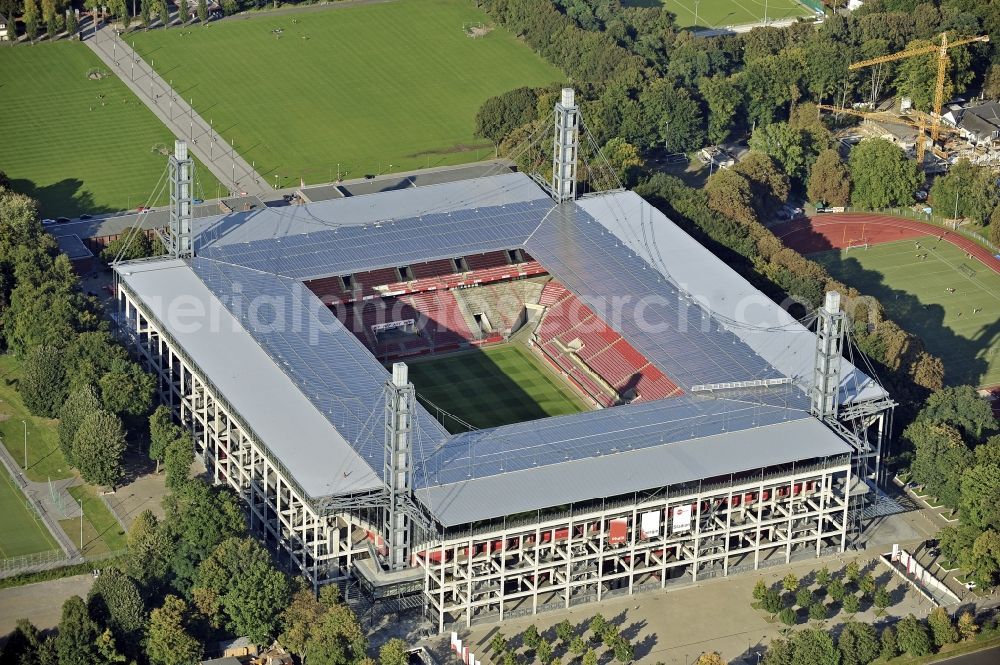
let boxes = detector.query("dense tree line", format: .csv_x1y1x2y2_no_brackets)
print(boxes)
0,182,154,489
904,386,1000,587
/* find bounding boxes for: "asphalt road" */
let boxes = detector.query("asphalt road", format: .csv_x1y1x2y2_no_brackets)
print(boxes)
935,645,1000,664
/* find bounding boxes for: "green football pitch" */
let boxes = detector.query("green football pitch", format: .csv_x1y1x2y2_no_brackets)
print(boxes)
0,467,59,559
812,240,1000,388
0,42,220,218
639,0,814,28
129,0,562,184
406,344,589,433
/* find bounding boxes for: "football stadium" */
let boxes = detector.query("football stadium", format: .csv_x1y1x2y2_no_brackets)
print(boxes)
114,91,895,630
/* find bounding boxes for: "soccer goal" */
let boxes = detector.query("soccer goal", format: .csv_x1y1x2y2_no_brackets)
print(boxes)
958,263,977,278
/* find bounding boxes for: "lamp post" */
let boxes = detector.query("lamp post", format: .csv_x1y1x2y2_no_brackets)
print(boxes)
79,498,84,550
21,420,27,470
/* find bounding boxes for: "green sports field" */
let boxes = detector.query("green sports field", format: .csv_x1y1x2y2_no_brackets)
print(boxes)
642,0,814,28
0,42,220,217
406,344,589,433
129,0,563,184
812,240,1000,388
0,467,59,559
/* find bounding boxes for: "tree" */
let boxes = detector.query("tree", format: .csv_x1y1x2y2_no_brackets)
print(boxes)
308,602,367,665
895,38,974,112
896,614,932,657
795,587,813,609
961,460,1000,531
124,509,169,583
148,405,183,473
639,80,706,152
880,626,899,660
569,636,587,656
844,560,860,584
957,611,978,641
196,0,206,24
779,607,797,627
782,572,799,593
600,138,642,187
140,0,151,27
790,628,838,665
808,602,828,623
970,529,1000,589
108,0,128,29
490,632,509,655
761,589,784,618
807,149,850,206
848,138,921,209
523,624,541,650
475,87,539,147
588,615,607,642
66,9,78,35
816,566,831,588
929,159,999,224
56,385,101,467
176,0,187,24
694,653,725,665
157,0,169,27
99,358,154,420
611,637,633,664
749,122,809,180
873,586,891,616
706,169,755,225
752,578,768,605
20,345,67,418
56,596,101,665
917,386,996,442
379,639,409,665
838,621,879,665
910,351,945,391
582,650,598,665
146,595,202,665
164,437,194,490
699,75,742,145
192,537,291,643
279,588,325,661
906,421,971,509
733,152,789,213
928,607,958,648
991,206,1000,247
842,593,860,615
73,409,127,488
858,573,876,597
87,568,145,659
763,638,793,665
826,578,845,602
536,639,554,664
555,619,574,644
23,0,39,41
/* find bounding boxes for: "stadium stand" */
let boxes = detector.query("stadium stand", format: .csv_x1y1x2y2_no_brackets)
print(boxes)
534,281,680,403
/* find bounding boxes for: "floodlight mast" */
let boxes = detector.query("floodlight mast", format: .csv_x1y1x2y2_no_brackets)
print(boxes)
811,291,846,420
552,88,580,203
166,140,195,259
383,362,415,570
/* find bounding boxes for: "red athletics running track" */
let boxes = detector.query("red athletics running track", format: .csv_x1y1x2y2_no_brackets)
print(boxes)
772,213,1000,276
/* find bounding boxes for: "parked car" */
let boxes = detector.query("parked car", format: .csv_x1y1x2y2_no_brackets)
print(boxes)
79,213,93,220
41,218,56,225
192,198,204,204
135,206,150,212
56,217,71,223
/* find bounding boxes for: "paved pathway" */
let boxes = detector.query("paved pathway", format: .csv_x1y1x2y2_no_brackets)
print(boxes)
84,26,269,198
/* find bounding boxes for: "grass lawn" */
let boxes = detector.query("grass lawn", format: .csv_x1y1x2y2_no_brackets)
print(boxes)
63,485,127,558
0,466,60,558
0,41,221,218
811,239,1000,388
0,355,127,559
130,0,563,183
625,0,814,28
406,344,589,432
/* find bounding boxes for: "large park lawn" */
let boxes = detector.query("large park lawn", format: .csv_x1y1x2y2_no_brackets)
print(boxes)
0,41,220,217
130,0,563,183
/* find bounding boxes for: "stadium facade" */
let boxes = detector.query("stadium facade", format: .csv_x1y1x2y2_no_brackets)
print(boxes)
114,91,894,630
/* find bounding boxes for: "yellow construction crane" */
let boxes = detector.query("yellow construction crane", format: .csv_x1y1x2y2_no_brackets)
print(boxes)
817,104,960,163
848,32,990,144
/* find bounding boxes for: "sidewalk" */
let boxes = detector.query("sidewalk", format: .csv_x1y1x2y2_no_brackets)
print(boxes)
84,25,269,197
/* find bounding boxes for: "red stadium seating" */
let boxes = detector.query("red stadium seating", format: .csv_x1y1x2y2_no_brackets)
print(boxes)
536,281,680,404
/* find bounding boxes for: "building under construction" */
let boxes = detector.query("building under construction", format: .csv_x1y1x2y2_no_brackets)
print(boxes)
114,90,894,630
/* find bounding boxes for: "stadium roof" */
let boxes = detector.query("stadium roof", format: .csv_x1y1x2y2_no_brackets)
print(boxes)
116,172,883,523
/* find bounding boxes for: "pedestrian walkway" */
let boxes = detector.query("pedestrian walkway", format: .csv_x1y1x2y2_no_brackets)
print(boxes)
84,25,269,198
